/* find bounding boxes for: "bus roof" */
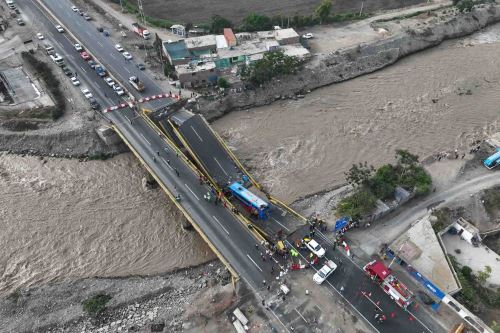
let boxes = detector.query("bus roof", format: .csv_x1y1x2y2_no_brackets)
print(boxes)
484,150,500,166
228,182,269,209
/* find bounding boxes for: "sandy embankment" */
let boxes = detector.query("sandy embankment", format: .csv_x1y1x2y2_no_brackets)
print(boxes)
0,153,215,296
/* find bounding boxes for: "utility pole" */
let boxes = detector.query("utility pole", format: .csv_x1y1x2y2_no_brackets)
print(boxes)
137,0,148,57
388,237,408,269
119,0,123,12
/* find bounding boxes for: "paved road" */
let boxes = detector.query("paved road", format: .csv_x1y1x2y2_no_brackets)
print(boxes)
348,170,500,256
18,0,278,291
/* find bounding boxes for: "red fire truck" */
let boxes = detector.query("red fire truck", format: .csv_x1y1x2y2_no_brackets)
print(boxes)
363,260,414,309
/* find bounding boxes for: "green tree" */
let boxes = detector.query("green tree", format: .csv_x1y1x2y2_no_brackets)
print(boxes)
344,162,374,187
395,149,419,167
337,189,377,219
243,13,272,31
315,0,332,24
477,265,492,284
217,77,230,89
456,0,474,12
82,293,112,317
369,164,398,199
211,15,232,34
240,50,302,85
492,321,500,333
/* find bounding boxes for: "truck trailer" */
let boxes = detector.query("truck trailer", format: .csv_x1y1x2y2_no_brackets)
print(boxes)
132,23,150,39
129,76,145,92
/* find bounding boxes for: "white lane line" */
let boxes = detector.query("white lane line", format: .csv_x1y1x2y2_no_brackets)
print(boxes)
246,254,263,272
407,310,433,333
161,157,174,170
110,53,116,60
213,157,228,176
124,67,131,74
271,217,290,231
172,116,182,123
93,80,99,86
124,115,131,124
75,21,81,27
294,308,308,324
184,183,200,200
97,41,103,47
212,215,230,235
80,66,86,73
191,126,203,142
140,133,150,145
86,31,92,37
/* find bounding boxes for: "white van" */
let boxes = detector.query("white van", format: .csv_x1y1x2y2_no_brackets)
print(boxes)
50,53,64,66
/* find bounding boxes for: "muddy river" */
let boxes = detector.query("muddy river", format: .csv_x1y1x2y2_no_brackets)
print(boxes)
0,154,215,296
214,24,500,202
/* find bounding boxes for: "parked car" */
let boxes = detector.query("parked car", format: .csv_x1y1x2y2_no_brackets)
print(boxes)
17,18,25,26
114,85,125,96
36,33,44,40
70,77,81,86
81,88,93,99
136,63,145,70
74,43,83,52
114,44,124,52
104,77,115,87
305,239,326,258
71,5,78,12
80,51,91,61
62,67,73,77
97,27,104,33
313,260,337,284
83,13,91,21
302,33,314,39
122,51,132,60
55,25,64,33
87,60,97,69
88,97,100,110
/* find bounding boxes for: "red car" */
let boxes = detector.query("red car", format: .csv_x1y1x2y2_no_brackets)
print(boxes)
80,51,91,60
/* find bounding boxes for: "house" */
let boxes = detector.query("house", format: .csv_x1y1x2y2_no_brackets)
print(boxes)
275,28,300,45
171,24,186,38
176,61,218,88
163,40,191,66
185,35,217,52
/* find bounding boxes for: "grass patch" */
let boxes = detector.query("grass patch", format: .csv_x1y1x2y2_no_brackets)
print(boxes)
482,186,500,219
431,207,452,233
82,293,112,317
88,152,110,160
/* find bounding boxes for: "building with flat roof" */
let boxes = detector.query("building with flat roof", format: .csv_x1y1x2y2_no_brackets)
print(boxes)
185,35,217,52
176,61,218,88
275,28,300,45
162,40,191,66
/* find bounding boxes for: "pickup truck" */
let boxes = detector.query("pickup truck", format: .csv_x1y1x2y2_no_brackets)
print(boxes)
313,260,337,284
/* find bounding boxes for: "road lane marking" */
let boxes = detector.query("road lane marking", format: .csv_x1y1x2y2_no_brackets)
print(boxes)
191,126,203,142
80,66,86,73
161,157,174,170
110,53,116,60
407,310,433,333
97,41,103,47
184,183,199,200
212,216,229,235
86,31,92,37
140,133,150,145
271,217,290,231
294,308,308,324
124,67,131,74
213,157,228,176
246,254,263,272
172,116,182,123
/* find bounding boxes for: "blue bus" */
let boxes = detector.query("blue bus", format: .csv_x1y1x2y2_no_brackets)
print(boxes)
484,149,500,169
228,182,270,219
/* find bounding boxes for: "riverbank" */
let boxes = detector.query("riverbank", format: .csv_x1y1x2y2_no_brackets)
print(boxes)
199,2,500,120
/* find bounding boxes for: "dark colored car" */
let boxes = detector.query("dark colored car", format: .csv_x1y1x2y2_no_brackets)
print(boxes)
97,27,104,32
62,66,73,77
87,60,97,69
136,63,145,70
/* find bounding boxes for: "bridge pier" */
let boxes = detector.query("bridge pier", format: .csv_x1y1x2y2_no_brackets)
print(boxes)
180,217,192,230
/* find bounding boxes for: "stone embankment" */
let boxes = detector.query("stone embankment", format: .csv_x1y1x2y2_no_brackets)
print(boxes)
198,3,500,120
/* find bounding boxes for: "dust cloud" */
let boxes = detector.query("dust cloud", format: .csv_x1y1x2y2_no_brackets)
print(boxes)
0,153,215,296
214,26,500,202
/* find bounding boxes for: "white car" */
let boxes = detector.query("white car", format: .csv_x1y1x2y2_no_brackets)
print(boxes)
114,85,125,96
81,88,92,99
71,5,78,12
115,44,124,52
36,33,44,40
104,77,115,87
74,43,83,52
70,77,80,86
305,239,326,258
55,25,65,33
313,260,337,284
122,51,132,60
302,33,314,39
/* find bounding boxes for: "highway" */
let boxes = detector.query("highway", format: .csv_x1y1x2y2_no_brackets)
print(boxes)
18,1,448,332
17,0,277,291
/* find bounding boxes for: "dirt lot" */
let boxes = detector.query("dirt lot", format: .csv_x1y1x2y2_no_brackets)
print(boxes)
137,0,425,25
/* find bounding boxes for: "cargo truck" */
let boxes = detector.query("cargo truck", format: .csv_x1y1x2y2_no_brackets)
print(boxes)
132,23,150,39
129,76,145,92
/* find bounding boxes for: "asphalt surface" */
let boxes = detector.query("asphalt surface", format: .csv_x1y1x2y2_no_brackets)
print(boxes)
18,0,277,291
18,1,452,331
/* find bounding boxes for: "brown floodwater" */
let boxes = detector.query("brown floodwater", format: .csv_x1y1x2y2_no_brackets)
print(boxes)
0,153,215,296
214,25,500,202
